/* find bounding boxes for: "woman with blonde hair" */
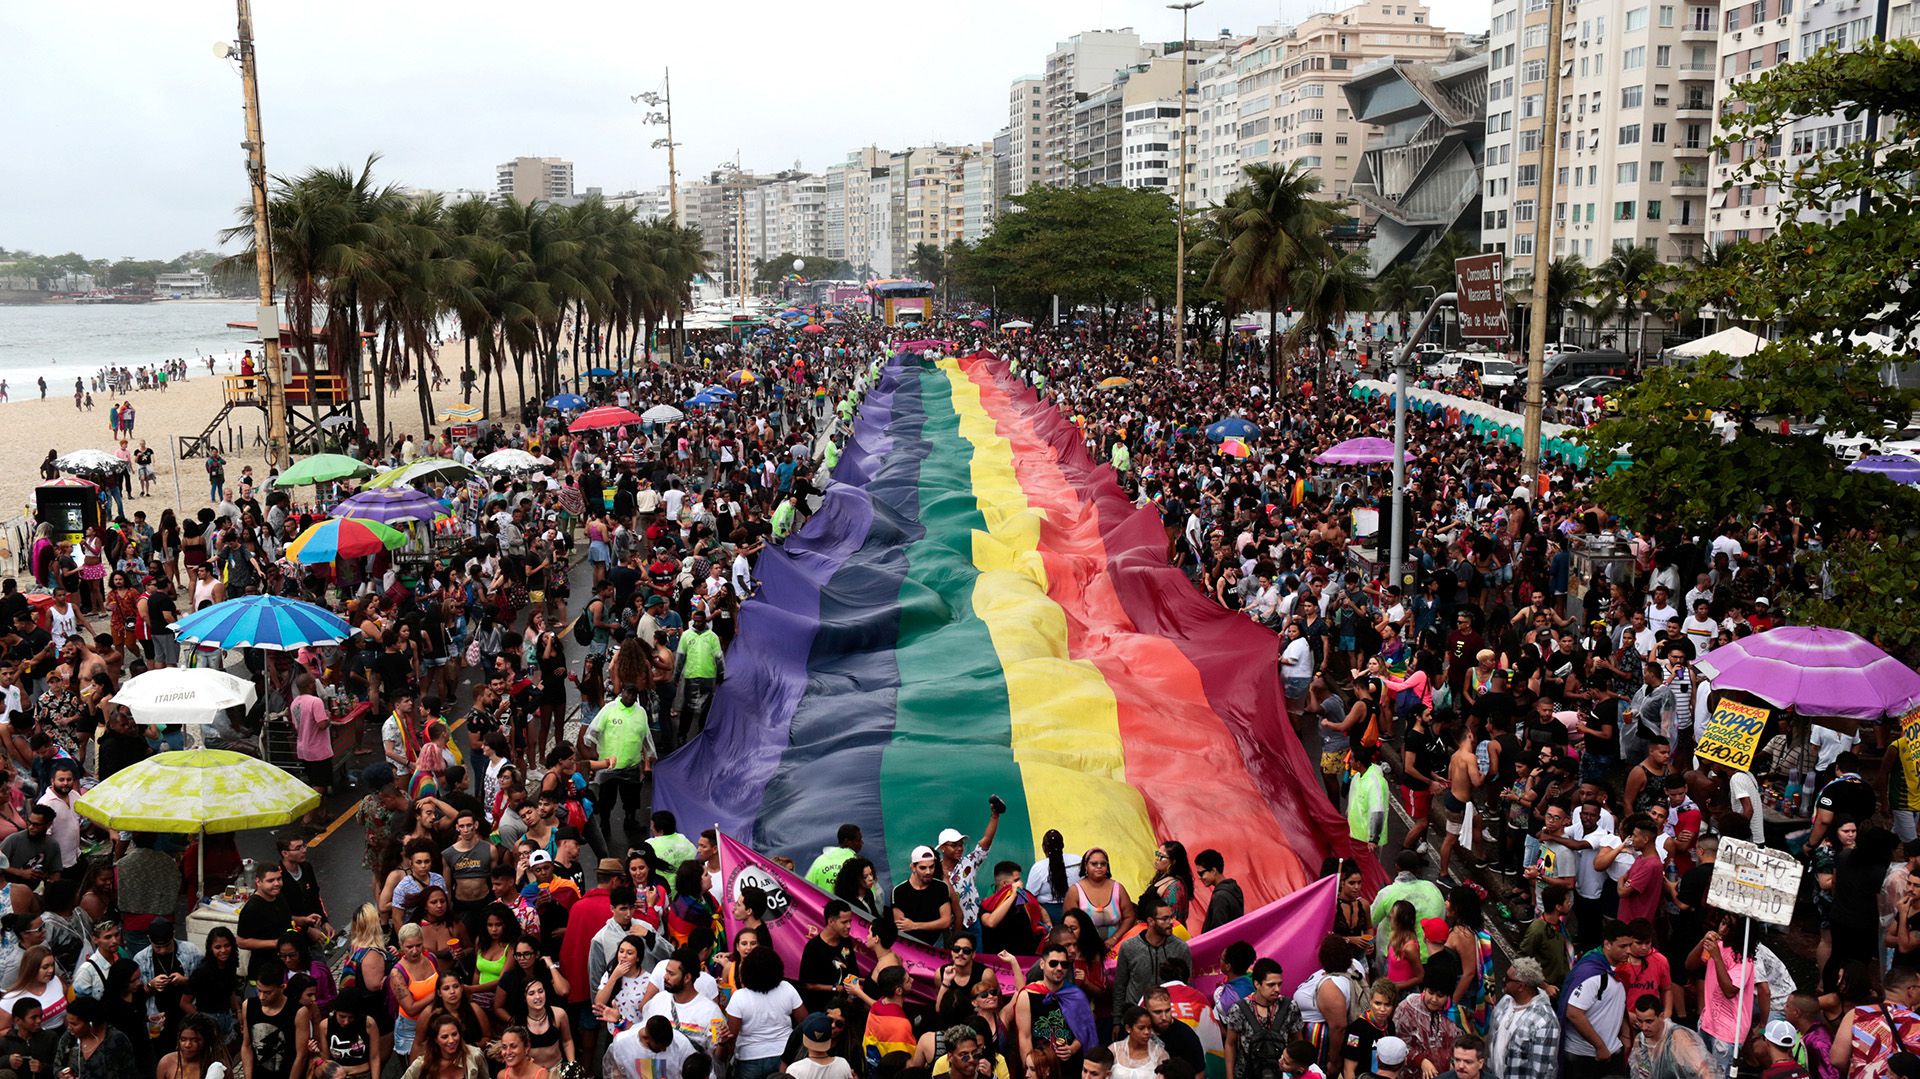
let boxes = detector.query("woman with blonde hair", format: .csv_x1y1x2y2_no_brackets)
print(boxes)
337,904,392,1037
391,922,440,1059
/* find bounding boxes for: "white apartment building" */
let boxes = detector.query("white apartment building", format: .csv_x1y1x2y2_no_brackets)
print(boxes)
1118,57,1186,191
1706,0,1912,244
961,149,996,241
1042,30,1157,186
1481,0,1719,275
1190,47,1247,208
745,174,829,267
1230,4,1460,205
607,186,673,220
494,156,574,204
1007,78,1044,197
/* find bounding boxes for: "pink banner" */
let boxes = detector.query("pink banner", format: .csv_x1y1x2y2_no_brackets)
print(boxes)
716,833,1339,1008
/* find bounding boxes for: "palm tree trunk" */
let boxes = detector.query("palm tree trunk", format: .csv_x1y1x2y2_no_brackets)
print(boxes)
478,337,493,420
372,323,391,452
1269,297,1283,390
413,330,434,436
512,349,528,422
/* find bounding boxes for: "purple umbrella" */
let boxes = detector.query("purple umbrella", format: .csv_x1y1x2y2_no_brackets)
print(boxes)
1315,436,1400,466
1847,453,1920,485
1693,625,1920,720
331,488,446,526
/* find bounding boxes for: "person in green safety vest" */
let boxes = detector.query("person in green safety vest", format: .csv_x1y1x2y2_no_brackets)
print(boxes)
585,683,655,843
770,493,799,542
674,609,725,743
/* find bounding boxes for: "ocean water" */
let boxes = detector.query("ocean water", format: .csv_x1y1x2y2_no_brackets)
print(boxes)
0,300,263,397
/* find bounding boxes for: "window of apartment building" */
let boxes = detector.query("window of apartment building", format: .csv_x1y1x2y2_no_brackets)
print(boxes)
1572,203,1582,222
1622,85,1644,108
1518,163,1540,186
1618,161,1640,183
1647,199,1663,219
1301,83,1326,97
1651,122,1668,142
1523,58,1547,82
1620,123,1643,144
1336,133,1348,144
1555,201,1568,222
1623,46,1647,69
1659,4,1677,24
1684,121,1706,147
1725,6,1742,29
1521,93,1544,118
1692,4,1715,28
1299,156,1323,167
1749,0,1768,22
1656,44,1673,67
1520,128,1543,152
1514,234,1536,254
1652,84,1671,105
1617,200,1638,220
1649,161,1665,180
1588,165,1600,184
1775,41,1791,64
1525,24,1549,47
1516,199,1537,222
1587,203,1598,223
1566,131,1577,150
1561,165,1573,186
1627,6,1649,29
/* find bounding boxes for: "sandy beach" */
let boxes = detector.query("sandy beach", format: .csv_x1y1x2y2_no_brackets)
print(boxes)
0,339,505,526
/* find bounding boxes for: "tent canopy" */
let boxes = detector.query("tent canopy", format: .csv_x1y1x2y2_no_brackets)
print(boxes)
1665,326,1769,359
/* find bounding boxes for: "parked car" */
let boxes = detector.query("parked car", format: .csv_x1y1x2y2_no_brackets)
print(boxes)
1471,357,1521,388
1560,375,1629,399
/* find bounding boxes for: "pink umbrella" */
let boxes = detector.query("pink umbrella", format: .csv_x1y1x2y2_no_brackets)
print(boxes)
969,319,989,329
800,323,827,335
568,405,644,432
1315,436,1399,466
1693,626,1920,720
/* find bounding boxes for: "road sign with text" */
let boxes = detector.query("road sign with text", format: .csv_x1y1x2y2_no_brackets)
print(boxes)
1454,254,1508,339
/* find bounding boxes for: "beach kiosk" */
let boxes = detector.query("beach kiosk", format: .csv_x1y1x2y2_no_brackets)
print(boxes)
35,476,101,545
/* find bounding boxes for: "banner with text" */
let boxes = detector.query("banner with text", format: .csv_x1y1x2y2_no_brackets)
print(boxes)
1899,705,1920,796
1695,697,1771,772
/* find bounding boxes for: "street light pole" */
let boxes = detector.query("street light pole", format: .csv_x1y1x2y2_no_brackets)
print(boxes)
234,0,289,468
1389,291,1456,590
1168,0,1203,370
663,69,679,220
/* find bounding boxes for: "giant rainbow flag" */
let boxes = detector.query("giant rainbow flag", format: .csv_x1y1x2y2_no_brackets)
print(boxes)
656,348,1379,907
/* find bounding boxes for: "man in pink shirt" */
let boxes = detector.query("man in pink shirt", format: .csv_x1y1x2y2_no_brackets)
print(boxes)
1613,815,1667,925
289,672,337,798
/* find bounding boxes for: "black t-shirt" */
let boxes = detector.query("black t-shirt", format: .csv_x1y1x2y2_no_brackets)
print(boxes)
145,589,178,633
0,594,28,631
798,935,857,1013
1817,775,1877,823
282,863,325,922
890,880,952,945
238,893,295,971
1404,729,1449,786
1159,1014,1206,1072
1343,1017,1390,1070
96,728,151,781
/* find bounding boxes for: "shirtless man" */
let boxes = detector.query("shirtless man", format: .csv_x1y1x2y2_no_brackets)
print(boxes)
1438,724,1484,883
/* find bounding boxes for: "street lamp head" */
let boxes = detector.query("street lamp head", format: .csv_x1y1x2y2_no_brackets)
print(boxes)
1166,1,1204,11
212,40,237,60
636,91,663,106
645,112,667,125
651,138,672,150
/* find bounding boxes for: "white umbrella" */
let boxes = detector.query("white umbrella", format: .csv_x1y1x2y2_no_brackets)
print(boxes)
54,449,128,477
475,449,546,477
318,413,356,430
1001,319,1034,330
111,667,257,725
641,404,684,423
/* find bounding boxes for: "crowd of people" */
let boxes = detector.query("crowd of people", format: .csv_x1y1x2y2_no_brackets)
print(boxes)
0,308,1902,1079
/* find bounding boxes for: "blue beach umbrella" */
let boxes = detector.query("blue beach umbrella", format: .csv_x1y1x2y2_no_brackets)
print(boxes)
546,393,588,411
587,367,618,378
1205,416,1262,442
171,595,356,652
685,391,721,409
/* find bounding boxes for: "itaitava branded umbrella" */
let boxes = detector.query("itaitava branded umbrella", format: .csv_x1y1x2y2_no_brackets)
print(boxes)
112,667,257,726
171,594,355,651
568,406,644,432
285,517,407,564
1693,625,1920,720
54,449,129,478
641,404,684,423
366,457,477,489
274,453,375,488
331,487,446,526
475,449,549,477
1315,436,1400,466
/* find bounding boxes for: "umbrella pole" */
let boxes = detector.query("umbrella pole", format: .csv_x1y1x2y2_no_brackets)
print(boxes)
197,826,206,908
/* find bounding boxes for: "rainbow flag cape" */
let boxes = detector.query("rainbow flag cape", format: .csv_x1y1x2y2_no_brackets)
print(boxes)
655,349,1379,906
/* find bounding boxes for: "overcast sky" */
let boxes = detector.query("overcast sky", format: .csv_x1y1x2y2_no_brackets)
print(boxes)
2,0,1488,260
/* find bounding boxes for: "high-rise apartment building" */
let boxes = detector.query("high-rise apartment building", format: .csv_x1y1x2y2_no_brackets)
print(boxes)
1117,57,1187,191
494,156,574,204
1042,30,1157,186
962,147,997,242
1007,78,1044,197
1190,47,1246,208
1482,0,1720,275
1230,3,1460,204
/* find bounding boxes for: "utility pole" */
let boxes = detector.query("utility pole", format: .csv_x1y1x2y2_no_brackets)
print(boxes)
234,0,289,468
663,69,679,220
1390,292,1457,589
1522,0,1567,477
1169,0,1203,369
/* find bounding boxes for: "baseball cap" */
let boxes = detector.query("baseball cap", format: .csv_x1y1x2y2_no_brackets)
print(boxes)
937,828,967,847
910,845,937,864
1375,1037,1409,1067
801,1012,835,1050
1764,1020,1798,1049
528,850,554,867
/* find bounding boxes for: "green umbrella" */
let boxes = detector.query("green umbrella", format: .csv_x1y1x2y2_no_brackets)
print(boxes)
274,453,376,488
366,457,476,489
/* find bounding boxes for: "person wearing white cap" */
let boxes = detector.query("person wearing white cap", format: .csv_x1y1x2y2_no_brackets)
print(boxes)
937,795,1006,945
891,844,956,947
1760,1020,1810,1079
1361,1035,1408,1079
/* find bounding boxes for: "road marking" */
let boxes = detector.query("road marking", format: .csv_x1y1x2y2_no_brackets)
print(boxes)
311,714,468,849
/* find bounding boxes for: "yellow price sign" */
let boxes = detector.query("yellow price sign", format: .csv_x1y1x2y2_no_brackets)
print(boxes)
1695,698,1770,772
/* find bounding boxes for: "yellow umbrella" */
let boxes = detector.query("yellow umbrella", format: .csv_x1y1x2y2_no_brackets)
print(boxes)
438,402,484,422
1098,376,1133,389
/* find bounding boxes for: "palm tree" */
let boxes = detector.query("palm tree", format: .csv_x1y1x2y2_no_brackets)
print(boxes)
1371,263,1422,343
1508,255,1596,348
1204,162,1345,391
1291,250,1374,381
1592,244,1665,359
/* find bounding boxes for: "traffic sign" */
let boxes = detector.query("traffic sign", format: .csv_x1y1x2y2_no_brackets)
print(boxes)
1454,254,1508,339
1707,837,1802,926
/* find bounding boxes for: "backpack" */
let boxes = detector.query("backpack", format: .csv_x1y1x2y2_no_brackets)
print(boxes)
571,607,594,646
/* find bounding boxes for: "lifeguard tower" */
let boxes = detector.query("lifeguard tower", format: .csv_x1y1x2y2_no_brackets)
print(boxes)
180,321,371,459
